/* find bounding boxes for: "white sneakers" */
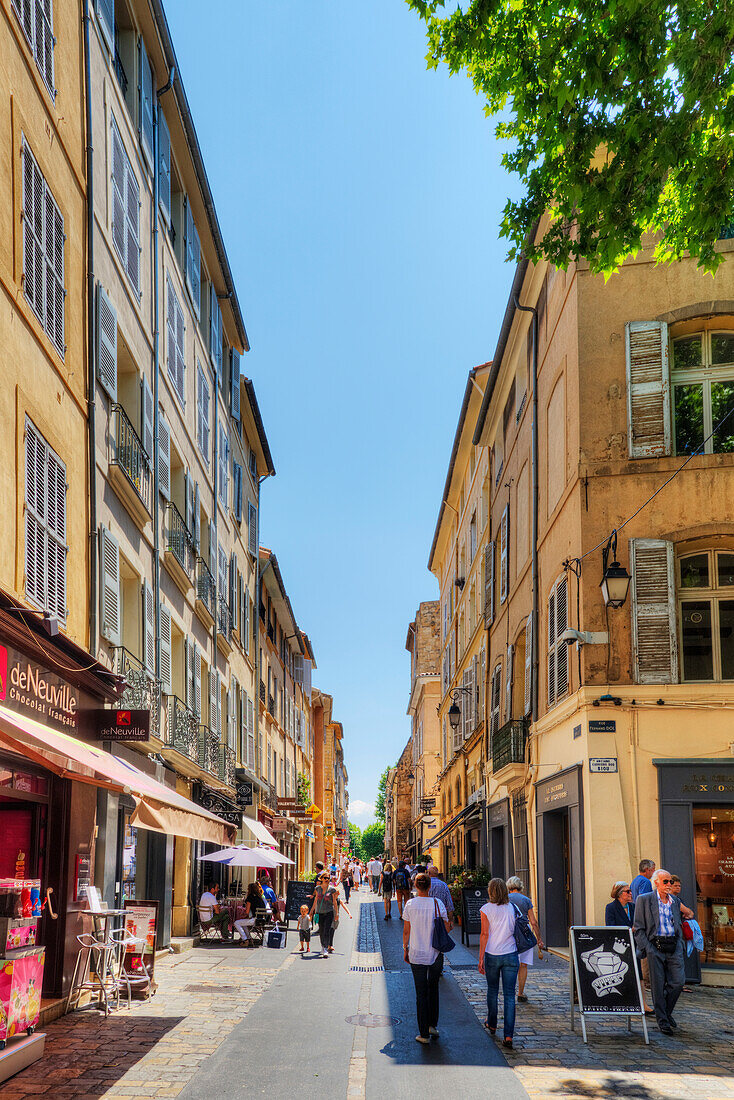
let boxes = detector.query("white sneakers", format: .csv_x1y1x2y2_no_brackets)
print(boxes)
415,1035,430,1044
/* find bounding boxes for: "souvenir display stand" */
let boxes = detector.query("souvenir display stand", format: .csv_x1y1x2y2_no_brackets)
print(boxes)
0,882,47,1081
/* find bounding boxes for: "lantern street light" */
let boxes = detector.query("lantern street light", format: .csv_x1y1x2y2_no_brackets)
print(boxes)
447,685,473,730
600,530,631,609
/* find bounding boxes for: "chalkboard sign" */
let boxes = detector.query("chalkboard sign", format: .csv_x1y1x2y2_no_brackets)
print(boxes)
285,879,317,922
570,926,648,1044
461,886,488,943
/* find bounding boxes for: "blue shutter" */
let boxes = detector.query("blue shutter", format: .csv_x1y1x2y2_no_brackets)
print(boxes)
230,349,240,421
139,37,154,169
158,110,171,221
96,0,114,52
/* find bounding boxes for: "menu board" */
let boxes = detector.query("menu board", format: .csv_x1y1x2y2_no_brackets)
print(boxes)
461,887,488,941
123,900,158,987
285,880,317,922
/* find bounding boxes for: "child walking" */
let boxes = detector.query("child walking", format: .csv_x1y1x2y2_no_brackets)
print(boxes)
297,905,312,952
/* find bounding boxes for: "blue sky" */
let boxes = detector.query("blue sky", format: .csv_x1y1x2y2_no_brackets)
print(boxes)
167,1,520,826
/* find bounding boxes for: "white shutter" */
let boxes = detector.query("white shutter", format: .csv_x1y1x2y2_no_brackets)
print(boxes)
196,363,209,462
461,669,470,740
36,0,55,95
209,519,216,572
247,695,255,768
228,678,236,750
215,671,222,738
139,37,154,169
45,447,66,620
524,614,533,716
185,637,194,709
142,580,154,672
547,586,556,707
193,482,200,552
484,541,495,625
555,576,569,699
631,539,678,683
490,664,502,738
505,643,513,723
248,502,257,556
500,506,509,603
229,553,237,627
99,527,121,645
124,152,140,294
25,420,45,609
167,280,185,404
466,662,475,737
158,413,170,499
243,591,250,654
194,646,202,718
159,605,172,695
96,0,114,52
96,285,117,400
45,186,64,356
185,198,201,316
230,350,241,421
209,666,217,731
158,109,171,221
239,686,246,761
111,122,126,265
22,142,44,326
209,285,222,373
626,321,671,458
142,374,154,460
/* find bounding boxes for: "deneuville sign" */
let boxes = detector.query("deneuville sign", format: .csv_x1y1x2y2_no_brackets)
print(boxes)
87,709,150,742
0,642,79,731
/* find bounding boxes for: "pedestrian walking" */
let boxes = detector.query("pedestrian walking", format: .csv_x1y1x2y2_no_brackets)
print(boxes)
506,876,543,1004
630,859,655,993
478,877,520,1048
297,905,312,953
394,860,412,919
340,864,352,903
371,856,383,894
427,866,454,927
310,871,339,957
402,872,450,1044
633,868,686,1036
352,862,361,890
380,862,395,920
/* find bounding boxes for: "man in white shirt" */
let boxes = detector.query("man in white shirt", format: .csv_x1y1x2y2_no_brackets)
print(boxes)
370,857,383,894
403,872,450,1043
198,882,230,940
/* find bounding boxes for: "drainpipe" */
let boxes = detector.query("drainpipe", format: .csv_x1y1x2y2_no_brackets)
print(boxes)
513,294,539,723
82,0,97,657
255,475,265,795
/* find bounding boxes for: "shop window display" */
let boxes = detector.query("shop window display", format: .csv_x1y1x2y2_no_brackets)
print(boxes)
693,806,734,967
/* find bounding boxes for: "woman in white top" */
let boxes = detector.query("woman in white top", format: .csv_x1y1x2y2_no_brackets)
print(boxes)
478,877,519,1047
402,872,450,1044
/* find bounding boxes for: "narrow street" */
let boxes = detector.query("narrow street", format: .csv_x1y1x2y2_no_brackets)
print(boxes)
7,890,734,1099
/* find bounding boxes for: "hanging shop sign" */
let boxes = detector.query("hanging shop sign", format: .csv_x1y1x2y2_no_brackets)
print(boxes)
0,642,79,732
569,925,648,1045
589,758,618,773
271,816,288,833
86,709,150,742
197,789,242,828
235,781,254,808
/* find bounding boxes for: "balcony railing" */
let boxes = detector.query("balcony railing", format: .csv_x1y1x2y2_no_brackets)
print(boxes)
218,745,236,787
492,718,528,774
165,695,199,761
268,694,275,716
197,725,220,776
259,680,266,705
196,557,216,620
267,622,274,643
111,404,151,512
165,502,195,580
217,595,231,642
114,47,128,97
113,647,160,737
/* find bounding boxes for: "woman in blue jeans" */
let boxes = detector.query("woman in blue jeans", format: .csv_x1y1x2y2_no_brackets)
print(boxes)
478,877,519,1048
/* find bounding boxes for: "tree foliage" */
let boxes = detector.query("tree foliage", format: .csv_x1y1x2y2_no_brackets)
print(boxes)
407,0,734,275
362,822,386,860
375,766,392,823
347,821,365,859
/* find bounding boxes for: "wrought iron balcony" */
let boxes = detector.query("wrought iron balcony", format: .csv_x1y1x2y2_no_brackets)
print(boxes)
165,695,199,761
195,557,216,621
217,594,231,642
268,694,275,717
492,718,528,774
259,680,266,705
111,405,151,511
114,47,128,97
267,621,274,643
165,502,194,582
218,744,236,787
113,647,160,737
197,725,220,776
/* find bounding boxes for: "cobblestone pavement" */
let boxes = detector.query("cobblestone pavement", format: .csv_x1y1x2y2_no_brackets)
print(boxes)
4,943,291,1099
451,953,734,1100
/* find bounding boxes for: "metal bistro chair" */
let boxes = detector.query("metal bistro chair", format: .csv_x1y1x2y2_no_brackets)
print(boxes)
66,931,124,1016
251,907,275,946
197,906,222,943
108,927,152,1007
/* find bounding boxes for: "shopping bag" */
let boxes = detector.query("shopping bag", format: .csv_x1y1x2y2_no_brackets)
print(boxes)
266,923,286,949
431,898,455,953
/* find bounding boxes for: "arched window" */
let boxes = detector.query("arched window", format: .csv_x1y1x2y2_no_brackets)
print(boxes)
678,549,734,680
671,324,734,455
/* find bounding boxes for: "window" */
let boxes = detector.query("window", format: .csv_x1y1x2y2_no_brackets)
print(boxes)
184,199,201,318
25,418,66,620
672,329,734,456
196,362,209,463
469,511,477,562
678,549,734,681
13,0,54,96
166,277,185,404
22,141,64,356
218,424,229,506
547,575,569,707
111,119,140,295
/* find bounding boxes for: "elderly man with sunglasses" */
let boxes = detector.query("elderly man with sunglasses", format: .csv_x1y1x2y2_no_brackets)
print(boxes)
633,869,686,1035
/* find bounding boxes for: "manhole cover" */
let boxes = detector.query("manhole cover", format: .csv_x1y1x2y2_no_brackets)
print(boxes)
346,1014,400,1028
185,984,236,993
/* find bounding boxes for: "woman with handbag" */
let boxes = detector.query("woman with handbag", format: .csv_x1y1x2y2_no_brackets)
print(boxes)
402,872,451,1044
478,877,521,1048
507,877,544,1003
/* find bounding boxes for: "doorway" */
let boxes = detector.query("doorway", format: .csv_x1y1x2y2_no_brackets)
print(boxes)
542,808,571,947
490,826,506,879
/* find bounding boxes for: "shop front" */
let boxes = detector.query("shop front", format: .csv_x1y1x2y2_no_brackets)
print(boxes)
535,765,585,949
487,797,513,880
656,758,734,983
463,792,486,870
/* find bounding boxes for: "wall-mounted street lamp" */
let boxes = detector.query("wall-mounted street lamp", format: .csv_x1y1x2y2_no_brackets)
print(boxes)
707,818,718,848
600,530,631,609
447,685,473,730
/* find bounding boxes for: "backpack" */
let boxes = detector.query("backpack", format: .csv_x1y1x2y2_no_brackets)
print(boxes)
394,869,408,890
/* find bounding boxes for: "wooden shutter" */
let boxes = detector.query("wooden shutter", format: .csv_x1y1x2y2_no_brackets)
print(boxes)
230,350,241,421
158,109,171,221
484,540,495,625
45,445,66,619
524,614,533,716
248,502,257,556
96,285,117,399
96,0,114,52
500,505,509,602
124,152,140,294
547,586,556,707
139,37,154,169
111,122,126,265
142,374,154,460
185,198,201,316
25,420,45,609
158,412,170,499
505,643,513,722
142,580,155,672
555,576,569,698
193,482,200,552
159,605,172,695
194,646,202,718
626,321,671,458
631,539,678,683
99,527,121,645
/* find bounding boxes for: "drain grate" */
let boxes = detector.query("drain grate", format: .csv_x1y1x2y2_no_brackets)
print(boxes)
346,1013,400,1027
349,965,384,972
185,983,237,993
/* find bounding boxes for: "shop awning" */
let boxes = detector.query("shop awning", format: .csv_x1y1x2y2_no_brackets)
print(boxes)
241,817,278,846
0,706,235,845
429,804,475,845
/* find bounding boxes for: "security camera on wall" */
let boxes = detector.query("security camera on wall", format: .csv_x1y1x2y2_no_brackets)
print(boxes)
561,628,609,647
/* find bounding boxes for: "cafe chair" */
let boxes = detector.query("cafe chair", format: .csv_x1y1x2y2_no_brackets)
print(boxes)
251,907,273,946
108,927,152,1007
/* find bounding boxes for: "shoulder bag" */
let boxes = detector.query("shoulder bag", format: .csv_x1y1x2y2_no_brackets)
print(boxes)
431,898,455,953
511,902,538,953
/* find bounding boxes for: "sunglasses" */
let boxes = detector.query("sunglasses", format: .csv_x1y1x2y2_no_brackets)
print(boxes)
660,878,672,884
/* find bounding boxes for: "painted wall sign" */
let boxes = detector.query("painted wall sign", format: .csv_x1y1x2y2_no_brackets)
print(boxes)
589,758,618,773
589,720,616,733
